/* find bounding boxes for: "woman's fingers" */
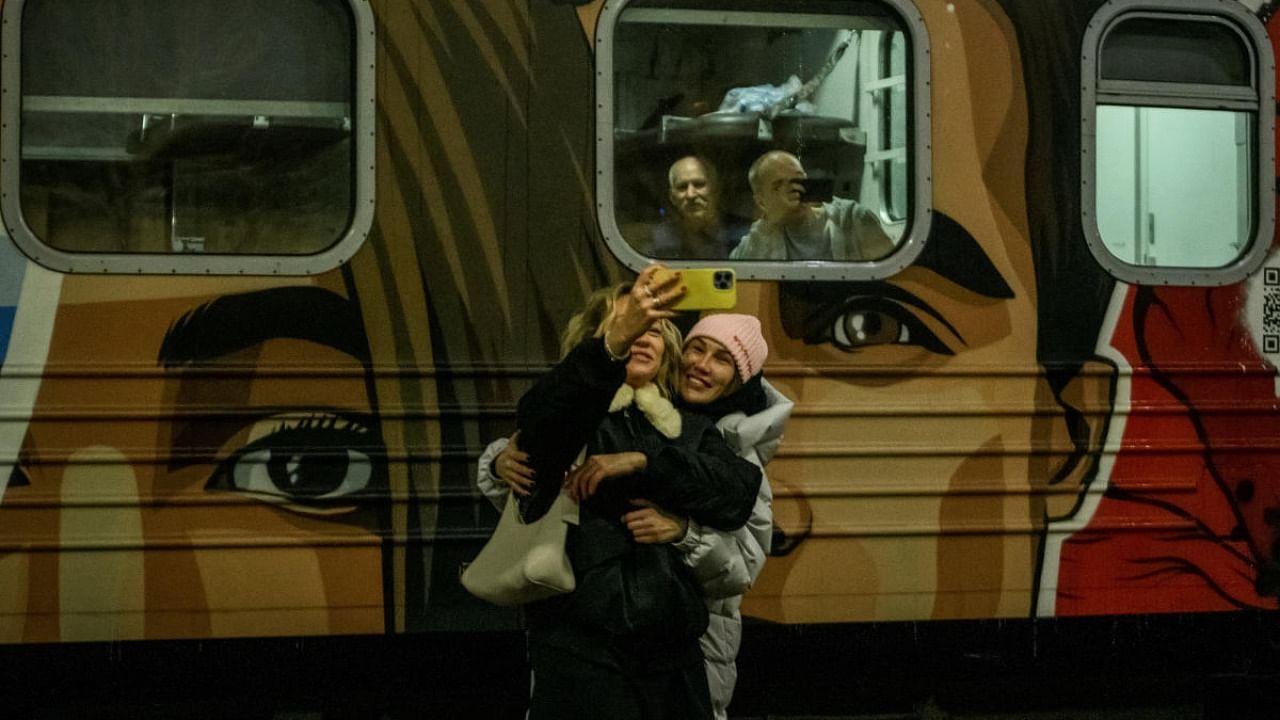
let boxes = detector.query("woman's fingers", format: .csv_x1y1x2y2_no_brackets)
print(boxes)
586,472,606,499
506,461,535,483
624,508,666,543
496,450,535,487
508,475,534,497
634,264,666,289
624,509,654,542
646,266,686,310
636,268,683,320
564,464,599,501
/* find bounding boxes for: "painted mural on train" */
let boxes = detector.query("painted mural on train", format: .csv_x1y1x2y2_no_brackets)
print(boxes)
0,0,1276,644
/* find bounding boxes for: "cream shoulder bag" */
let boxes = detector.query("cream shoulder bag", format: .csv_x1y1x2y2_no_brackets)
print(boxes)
461,467,581,607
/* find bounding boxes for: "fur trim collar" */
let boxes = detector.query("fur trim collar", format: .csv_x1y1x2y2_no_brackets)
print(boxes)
609,384,682,439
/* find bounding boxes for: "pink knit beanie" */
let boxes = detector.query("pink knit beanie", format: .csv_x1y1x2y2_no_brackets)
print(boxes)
685,314,768,382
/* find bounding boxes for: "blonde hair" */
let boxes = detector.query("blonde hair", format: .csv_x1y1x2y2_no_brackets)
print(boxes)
559,284,627,356
559,283,683,399
651,318,683,400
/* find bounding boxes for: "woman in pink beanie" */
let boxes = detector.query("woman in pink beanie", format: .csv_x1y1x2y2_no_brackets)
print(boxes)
680,313,770,407
653,312,790,720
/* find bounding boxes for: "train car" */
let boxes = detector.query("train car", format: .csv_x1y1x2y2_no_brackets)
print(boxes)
0,0,1278,716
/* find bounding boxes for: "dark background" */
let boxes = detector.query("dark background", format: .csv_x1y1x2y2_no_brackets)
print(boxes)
1,612,1276,719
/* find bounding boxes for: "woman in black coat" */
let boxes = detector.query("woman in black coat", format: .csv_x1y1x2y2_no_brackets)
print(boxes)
515,266,762,720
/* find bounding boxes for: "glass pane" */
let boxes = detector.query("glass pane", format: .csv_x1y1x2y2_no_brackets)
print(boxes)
888,27,905,78
1102,17,1250,86
879,31,907,224
611,0,907,262
19,0,355,255
885,156,908,223
1095,105,1252,268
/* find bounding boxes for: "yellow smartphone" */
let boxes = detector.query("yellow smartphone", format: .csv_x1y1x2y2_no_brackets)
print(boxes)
652,268,737,311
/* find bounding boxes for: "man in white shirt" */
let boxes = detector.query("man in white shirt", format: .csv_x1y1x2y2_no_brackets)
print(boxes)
729,150,894,261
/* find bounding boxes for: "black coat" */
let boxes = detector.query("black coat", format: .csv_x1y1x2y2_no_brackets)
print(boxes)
517,337,762,530
516,337,763,673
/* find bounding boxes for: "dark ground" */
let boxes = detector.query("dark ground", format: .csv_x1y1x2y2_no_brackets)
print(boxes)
0,613,1275,719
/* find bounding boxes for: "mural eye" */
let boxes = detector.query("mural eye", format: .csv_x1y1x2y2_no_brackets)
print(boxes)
821,296,953,355
208,413,385,507
229,447,373,501
833,309,906,349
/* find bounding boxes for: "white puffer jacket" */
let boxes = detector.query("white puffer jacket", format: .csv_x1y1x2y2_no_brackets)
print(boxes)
673,379,791,720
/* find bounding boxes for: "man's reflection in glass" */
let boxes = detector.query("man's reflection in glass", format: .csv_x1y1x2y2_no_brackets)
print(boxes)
730,150,895,262
644,156,751,260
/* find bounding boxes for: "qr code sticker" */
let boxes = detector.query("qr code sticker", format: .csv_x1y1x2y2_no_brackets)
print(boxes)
1265,285,1280,345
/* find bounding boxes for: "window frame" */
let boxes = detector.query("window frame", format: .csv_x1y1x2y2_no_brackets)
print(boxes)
1079,0,1275,286
594,0,932,281
0,0,377,275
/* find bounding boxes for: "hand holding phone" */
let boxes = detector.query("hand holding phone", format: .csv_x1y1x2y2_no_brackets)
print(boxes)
797,177,834,204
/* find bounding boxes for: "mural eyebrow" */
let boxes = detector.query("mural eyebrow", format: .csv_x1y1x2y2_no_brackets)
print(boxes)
911,212,1015,300
158,287,369,367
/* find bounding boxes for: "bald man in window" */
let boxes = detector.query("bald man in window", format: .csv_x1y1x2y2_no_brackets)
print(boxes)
646,155,751,259
730,150,894,261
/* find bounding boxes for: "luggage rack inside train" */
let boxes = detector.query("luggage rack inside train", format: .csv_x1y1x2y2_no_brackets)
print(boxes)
20,95,351,162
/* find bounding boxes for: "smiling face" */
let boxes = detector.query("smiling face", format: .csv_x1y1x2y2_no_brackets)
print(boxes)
668,156,718,228
680,336,739,405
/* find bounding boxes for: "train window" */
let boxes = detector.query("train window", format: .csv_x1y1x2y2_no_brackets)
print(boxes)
0,0,376,274
1081,1,1275,286
595,0,932,281
1101,16,1250,86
